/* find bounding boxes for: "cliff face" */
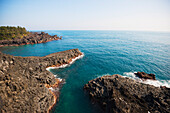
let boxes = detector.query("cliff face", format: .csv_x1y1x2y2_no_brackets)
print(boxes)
0,49,83,113
84,75,170,113
0,32,62,47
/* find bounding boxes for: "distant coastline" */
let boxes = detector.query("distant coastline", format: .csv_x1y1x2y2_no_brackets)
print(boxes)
0,26,62,47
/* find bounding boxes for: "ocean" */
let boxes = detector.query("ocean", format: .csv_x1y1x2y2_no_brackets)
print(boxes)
0,30,170,113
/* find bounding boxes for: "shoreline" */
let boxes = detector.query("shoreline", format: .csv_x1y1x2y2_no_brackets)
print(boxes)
123,72,170,88
46,53,84,70
45,78,61,113
0,49,83,112
84,74,170,113
0,38,61,47
45,53,84,112
0,32,62,47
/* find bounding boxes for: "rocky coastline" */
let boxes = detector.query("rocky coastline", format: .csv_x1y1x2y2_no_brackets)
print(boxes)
134,72,156,80
0,48,83,113
84,74,170,113
0,32,62,47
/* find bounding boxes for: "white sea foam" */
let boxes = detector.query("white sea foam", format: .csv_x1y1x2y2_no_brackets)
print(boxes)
49,87,54,91
53,75,63,82
54,75,57,78
123,72,170,88
46,64,68,70
95,73,111,78
46,53,84,71
143,79,170,88
123,72,137,79
69,53,84,64
48,77,63,91
49,87,59,91
46,53,84,89
57,77,62,82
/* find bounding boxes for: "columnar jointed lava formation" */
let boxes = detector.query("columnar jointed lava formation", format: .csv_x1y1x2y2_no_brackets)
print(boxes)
0,49,83,113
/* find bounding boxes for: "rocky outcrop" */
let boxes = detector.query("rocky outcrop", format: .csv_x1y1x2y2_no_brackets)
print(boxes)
0,32,62,47
84,74,170,113
0,49,83,113
135,72,156,80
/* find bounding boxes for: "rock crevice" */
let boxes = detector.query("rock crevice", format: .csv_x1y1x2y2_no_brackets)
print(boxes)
0,48,83,113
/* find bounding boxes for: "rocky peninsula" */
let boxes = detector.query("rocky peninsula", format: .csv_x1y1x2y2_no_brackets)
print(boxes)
84,74,170,113
0,48,83,113
0,32,62,47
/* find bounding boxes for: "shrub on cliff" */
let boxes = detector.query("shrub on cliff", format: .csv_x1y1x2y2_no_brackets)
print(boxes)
0,26,29,40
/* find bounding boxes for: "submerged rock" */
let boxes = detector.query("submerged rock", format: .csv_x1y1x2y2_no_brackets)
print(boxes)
84,74,170,113
134,72,156,80
0,49,83,113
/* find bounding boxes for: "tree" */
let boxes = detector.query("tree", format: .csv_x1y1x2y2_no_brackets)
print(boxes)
0,26,29,40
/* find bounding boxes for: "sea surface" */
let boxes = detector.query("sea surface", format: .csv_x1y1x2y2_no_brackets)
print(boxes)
0,30,170,113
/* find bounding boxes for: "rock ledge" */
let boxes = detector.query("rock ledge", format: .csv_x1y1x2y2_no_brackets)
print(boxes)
84,74,170,113
0,48,83,113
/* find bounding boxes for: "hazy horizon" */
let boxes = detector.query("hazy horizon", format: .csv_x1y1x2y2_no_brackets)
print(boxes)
0,0,170,32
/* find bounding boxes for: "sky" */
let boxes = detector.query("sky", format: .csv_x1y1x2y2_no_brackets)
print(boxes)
0,0,170,31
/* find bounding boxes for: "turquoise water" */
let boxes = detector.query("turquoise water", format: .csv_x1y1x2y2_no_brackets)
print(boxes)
0,30,170,113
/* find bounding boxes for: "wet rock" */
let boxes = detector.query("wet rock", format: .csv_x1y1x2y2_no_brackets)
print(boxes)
134,72,156,80
84,74,170,113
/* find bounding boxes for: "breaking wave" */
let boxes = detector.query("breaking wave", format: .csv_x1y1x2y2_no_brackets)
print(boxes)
123,72,170,88
46,53,84,71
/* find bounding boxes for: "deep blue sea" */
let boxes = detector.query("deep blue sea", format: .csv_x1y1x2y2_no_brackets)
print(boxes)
0,30,170,113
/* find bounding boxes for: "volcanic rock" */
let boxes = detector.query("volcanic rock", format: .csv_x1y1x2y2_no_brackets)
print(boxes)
0,32,62,47
84,74,170,113
134,72,156,80
0,49,83,113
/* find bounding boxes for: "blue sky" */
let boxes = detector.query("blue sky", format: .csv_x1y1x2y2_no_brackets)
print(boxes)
0,0,170,31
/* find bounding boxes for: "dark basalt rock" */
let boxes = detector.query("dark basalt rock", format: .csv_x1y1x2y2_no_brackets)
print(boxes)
134,72,156,80
0,32,62,47
0,49,83,113
84,74,170,113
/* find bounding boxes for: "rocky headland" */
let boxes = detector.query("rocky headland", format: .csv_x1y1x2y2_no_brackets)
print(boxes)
0,32,62,47
0,48,83,113
84,74,170,113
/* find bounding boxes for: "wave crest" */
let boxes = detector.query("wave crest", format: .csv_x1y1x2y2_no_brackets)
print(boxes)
123,72,170,88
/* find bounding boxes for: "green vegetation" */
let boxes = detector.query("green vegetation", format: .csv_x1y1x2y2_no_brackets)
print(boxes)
0,26,29,40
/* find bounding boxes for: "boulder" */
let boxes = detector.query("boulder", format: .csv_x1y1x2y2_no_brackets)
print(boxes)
134,72,156,80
